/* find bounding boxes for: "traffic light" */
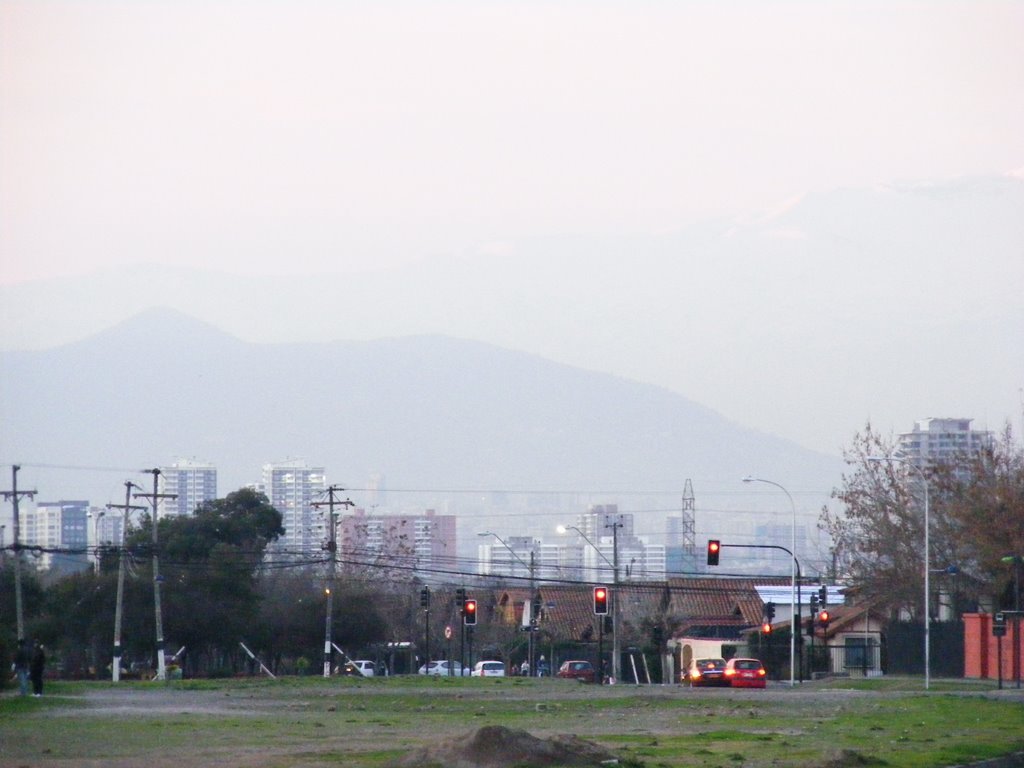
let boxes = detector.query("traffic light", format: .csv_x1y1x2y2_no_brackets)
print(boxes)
762,622,773,634
808,594,818,636
455,587,466,606
593,586,609,615
993,612,1007,637
463,599,477,625
764,601,776,623
818,585,828,606
707,539,721,566
420,587,430,608
817,609,830,632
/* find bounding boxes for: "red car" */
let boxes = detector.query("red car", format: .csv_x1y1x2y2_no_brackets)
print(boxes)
556,660,596,683
724,657,767,688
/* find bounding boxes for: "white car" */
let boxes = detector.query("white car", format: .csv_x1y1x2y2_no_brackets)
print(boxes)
472,660,506,677
417,660,470,677
339,659,377,677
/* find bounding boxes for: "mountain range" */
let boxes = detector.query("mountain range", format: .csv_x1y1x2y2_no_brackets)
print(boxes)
0,308,842,552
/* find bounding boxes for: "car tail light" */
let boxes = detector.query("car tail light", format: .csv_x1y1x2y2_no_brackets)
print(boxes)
757,668,766,676
690,670,701,680
724,668,736,677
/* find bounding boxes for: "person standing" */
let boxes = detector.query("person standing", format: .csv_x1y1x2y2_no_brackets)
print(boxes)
13,640,31,696
29,641,45,697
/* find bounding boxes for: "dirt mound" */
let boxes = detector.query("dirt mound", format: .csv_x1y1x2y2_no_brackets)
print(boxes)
390,725,623,768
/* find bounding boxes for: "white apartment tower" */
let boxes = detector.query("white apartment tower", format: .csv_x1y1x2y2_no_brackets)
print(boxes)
260,460,327,555
897,418,994,468
160,459,218,517
23,500,89,573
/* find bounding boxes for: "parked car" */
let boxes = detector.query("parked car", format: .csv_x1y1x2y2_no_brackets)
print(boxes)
417,660,470,677
340,659,377,677
555,660,596,683
684,658,728,687
472,660,506,677
724,657,767,688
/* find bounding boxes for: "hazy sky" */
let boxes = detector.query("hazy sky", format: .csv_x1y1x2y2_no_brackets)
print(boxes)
3,1,1022,282
1,1,1023,461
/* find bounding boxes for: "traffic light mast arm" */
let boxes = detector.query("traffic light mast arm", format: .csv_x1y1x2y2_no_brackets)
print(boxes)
717,543,802,582
716,542,805,656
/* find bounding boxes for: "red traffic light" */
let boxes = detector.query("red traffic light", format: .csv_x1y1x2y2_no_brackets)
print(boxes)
761,622,772,634
707,539,721,566
464,599,477,625
593,586,609,615
817,609,830,628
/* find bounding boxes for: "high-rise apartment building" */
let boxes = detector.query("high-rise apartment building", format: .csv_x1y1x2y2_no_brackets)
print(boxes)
478,535,539,580
338,508,455,577
259,460,327,555
560,505,666,582
897,418,994,468
159,459,217,517
23,500,89,573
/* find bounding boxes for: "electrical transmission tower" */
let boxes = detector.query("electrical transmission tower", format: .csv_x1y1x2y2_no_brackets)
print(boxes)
681,478,697,573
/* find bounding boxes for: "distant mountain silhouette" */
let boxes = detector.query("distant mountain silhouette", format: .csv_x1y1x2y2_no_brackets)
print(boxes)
1,308,841,526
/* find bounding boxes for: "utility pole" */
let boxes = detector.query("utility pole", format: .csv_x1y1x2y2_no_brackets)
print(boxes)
2,465,37,644
134,469,176,681
107,481,145,682
312,486,354,678
605,514,623,684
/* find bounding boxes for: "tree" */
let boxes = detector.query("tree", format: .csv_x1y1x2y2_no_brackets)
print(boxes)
821,424,928,617
823,422,1024,617
124,487,284,675
932,425,1024,611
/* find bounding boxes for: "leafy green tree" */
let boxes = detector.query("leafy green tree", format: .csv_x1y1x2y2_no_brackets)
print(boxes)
125,488,283,675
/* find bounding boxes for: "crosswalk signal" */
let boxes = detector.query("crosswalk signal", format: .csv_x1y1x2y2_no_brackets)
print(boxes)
593,586,609,615
707,540,721,566
463,599,477,625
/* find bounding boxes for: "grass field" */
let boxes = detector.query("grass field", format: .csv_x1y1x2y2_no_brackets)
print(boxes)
2,676,1022,767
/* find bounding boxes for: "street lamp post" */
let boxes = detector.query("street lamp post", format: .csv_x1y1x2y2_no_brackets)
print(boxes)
558,523,620,683
479,531,537,675
868,455,930,690
743,476,798,686
87,509,106,574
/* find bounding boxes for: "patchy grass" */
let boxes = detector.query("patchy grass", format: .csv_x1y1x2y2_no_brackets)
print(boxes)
1,677,1022,767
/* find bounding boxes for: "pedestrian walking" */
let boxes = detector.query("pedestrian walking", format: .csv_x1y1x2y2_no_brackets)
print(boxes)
29,641,45,697
13,640,31,696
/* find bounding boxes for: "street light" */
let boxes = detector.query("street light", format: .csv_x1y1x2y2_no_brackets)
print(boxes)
867,455,930,690
87,509,106,574
558,523,620,682
479,531,538,675
743,476,798,687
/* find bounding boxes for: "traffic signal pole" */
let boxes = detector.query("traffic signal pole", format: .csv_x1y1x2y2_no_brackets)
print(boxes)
711,541,803,684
